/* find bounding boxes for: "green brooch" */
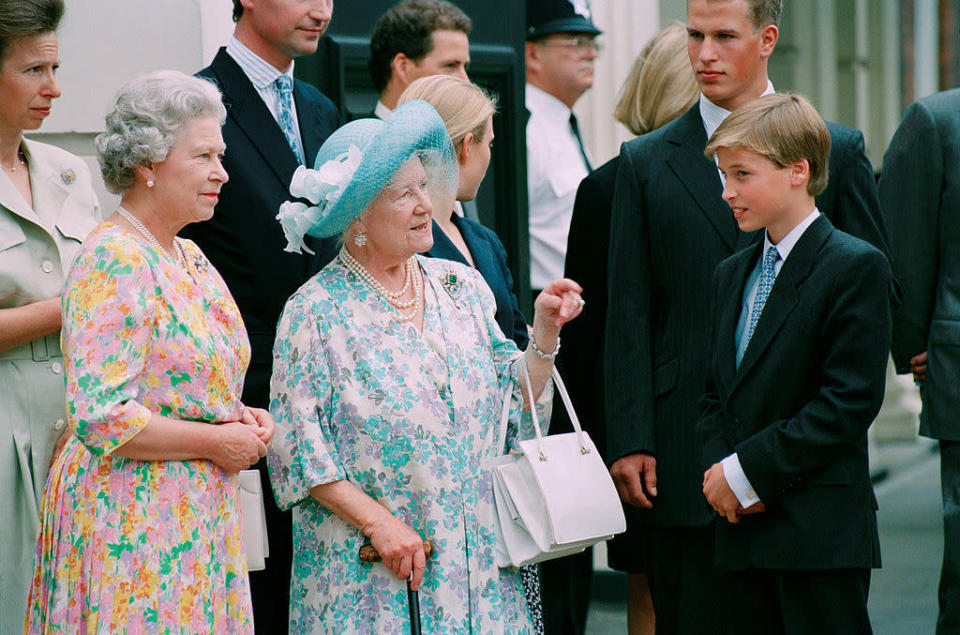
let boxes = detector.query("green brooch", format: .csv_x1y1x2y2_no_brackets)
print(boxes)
441,271,463,302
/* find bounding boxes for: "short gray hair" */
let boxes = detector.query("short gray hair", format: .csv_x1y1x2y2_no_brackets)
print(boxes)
96,70,226,194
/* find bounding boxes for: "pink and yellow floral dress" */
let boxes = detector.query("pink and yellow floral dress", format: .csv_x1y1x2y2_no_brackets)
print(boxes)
24,222,253,633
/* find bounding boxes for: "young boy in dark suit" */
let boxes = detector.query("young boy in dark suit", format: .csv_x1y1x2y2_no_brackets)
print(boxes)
698,93,893,634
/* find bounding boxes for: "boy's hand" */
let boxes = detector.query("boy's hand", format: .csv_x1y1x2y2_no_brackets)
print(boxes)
703,463,741,524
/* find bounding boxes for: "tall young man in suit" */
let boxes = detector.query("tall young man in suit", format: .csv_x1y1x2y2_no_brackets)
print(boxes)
183,0,340,627
368,0,471,120
879,88,960,634
604,0,891,630
700,93,891,634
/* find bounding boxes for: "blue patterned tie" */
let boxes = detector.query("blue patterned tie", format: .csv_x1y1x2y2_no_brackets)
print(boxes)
745,245,781,346
275,75,305,165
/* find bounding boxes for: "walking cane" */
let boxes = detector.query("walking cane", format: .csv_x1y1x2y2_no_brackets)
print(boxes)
359,540,434,634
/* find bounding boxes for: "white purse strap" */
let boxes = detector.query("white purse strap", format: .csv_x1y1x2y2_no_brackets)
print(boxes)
495,354,590,460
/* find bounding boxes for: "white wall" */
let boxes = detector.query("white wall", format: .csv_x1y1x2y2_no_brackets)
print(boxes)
574,0,660,167
25,0,234,210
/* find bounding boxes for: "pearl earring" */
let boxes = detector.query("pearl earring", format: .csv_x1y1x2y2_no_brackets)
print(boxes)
354,232,367,247
146,179,155,188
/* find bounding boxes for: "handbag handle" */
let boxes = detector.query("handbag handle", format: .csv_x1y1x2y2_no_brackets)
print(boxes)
496,355,590,461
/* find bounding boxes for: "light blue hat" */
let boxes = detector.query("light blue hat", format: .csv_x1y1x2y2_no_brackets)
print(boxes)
277,99,457,252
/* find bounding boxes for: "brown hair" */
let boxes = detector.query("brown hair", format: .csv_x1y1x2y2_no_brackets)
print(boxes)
613,22,699,136
705,92,831,196
397,76,496,151
369,0,472,93
0,0,63,65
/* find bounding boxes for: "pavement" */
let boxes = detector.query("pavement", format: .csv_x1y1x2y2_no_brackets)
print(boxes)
584,436,943,633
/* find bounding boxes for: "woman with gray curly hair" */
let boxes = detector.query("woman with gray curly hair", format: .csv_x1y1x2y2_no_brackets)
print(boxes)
24,70,273,633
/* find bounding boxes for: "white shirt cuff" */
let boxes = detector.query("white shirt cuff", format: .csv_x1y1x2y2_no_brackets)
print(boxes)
721,453,761,508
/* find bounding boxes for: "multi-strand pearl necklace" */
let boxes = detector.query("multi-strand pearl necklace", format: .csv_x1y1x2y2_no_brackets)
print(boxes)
339,246,422,322
117,205,187,269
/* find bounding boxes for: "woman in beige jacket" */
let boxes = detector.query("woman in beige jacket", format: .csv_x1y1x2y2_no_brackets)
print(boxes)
0,1,100,630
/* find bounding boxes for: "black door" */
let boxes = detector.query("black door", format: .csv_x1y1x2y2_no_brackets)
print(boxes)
296,1,532,311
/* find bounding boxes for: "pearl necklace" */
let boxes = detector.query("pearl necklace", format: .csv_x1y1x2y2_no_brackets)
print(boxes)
339,245,413,301
339,247,422,321
117,205,186,269
2,149,26,172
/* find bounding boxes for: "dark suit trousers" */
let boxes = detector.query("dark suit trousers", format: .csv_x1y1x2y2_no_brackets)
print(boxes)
719,567,872,635
938,441,960,634
540,549,593,634
645,524,722,633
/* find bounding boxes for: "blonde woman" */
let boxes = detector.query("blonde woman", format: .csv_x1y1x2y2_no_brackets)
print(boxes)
397,75,528,349
556,21,699,635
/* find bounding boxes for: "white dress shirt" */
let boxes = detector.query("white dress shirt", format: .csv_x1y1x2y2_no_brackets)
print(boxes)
374,99,392,121
525,83,591,289
226,36,305,164
722,208,821,507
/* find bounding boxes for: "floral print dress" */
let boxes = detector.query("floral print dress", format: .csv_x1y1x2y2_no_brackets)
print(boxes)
24,223,253,633
269,255,549,634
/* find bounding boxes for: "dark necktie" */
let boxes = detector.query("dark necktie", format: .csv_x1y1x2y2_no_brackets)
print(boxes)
569,113,593,172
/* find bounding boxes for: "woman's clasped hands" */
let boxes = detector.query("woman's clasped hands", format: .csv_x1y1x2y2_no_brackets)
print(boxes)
211,406,276,473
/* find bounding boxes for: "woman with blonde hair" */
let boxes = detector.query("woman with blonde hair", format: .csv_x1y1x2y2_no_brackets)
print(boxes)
397,75,529,348
556,21,699,635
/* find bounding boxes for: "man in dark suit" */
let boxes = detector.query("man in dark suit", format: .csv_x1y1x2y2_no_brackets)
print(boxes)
878,88,960,634
182,0,340,627
368,0,471,120
604,0,892,631
367,1,480,221
698,92,891,634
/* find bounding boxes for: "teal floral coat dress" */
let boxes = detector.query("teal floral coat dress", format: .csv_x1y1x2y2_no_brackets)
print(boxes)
269,255,548,633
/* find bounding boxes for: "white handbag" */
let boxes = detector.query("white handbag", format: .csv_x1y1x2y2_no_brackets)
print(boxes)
489,360,626,568
238,469,270,572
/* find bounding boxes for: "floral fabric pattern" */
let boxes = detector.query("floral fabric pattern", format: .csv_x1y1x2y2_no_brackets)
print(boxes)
269,255,548,634
25,223,253,634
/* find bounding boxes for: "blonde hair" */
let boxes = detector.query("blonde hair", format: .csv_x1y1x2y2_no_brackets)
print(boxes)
704,92,831,196
398,75,497,150
613,22,699,136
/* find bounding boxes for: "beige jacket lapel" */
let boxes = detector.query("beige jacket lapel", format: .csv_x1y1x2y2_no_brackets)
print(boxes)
22,140,70,230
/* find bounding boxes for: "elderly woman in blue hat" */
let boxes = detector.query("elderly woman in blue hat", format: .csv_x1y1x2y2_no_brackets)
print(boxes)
268,100,584,632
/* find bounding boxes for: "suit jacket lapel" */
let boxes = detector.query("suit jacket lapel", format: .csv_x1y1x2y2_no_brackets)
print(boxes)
718,245,760,390
211,48,299,187
424,220,470,266
734,215,834,384
666,105,738,250
454,217,498,279
0,170,36,225
24,141,69,228
295,82,325,167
